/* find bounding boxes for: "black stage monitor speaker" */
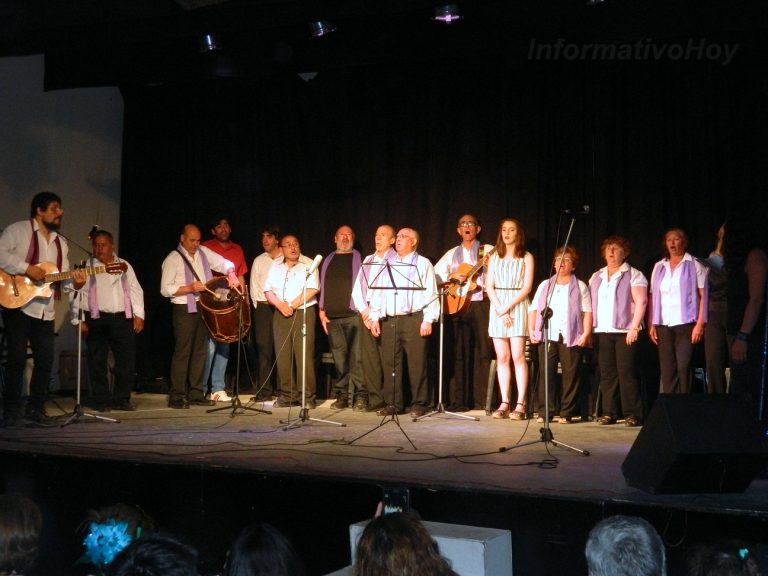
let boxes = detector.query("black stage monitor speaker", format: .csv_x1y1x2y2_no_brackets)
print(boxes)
622,394,768,494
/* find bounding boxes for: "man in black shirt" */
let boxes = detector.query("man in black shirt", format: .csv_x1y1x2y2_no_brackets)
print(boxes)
318,225,366,410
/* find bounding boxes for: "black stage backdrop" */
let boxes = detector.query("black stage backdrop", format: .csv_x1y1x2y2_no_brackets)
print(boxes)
118,46,768,380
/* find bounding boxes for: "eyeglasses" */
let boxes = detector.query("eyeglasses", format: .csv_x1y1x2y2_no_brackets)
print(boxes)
396,234,414,240
280,242,299,248
458,221,477,228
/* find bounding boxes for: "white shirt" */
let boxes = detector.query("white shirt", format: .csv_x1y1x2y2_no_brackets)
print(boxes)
593,263,647,333
351,249,394,312
530,278,591,342
250,251,285,306
70,255,145,321
653,253,707,326
0,219,73,320
368,251,439,323
160,245,235,305
263,255,318,309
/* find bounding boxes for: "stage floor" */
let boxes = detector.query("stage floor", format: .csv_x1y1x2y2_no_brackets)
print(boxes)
2,392,767,518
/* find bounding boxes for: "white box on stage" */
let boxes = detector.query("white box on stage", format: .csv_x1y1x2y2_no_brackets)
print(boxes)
326,519,513,576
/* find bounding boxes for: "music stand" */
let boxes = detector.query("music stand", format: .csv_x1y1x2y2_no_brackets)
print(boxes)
207,288,270,417
347,259,427,449
415,285,479,422
499,215,589,456
62,265,119,427
283,262,344,430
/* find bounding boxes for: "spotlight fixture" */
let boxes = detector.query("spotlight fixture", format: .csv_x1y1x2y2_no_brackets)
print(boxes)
586,0,606,5
432,3,463,24
199,33,221,52
309,20,337,38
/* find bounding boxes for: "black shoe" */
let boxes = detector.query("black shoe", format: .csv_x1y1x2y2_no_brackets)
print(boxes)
376,406,397,416
92,403,111,413
410,406,427,418
353,397,368,412
168,399,189,409
366,403,385,413
112,402,137,411
24,408,54,426
330,395,349,409
188,398,216,406
276,398,299,407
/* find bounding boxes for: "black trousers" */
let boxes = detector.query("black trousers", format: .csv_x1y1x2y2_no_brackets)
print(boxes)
656,323,694,394
379,314,429,411
273,307,316,403
86,311,136,406
170,305,208,402
1,309,54,415
596,332,642,420
536,337,583,418
447,298,492,409
359,318,385,408
327,314,364,398
252,303,276,396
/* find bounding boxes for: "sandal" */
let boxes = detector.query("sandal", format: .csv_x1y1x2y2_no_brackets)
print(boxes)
510,402,528,420
492,402,510,419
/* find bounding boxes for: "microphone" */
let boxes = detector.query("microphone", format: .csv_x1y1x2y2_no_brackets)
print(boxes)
563,205,591,216
307,254,323,275
87,225,100,240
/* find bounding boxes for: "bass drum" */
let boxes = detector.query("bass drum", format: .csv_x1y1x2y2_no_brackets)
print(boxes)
198,277,251,343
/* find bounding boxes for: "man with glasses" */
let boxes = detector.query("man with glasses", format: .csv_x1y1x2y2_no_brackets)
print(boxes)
0,192,87,427
368,228,439,417
263,235,319,408
434,214,494,411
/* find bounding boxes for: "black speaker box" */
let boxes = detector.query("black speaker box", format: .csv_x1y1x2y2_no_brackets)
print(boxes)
622,394,768,494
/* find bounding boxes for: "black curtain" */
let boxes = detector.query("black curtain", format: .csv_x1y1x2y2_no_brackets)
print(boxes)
119,47,768,378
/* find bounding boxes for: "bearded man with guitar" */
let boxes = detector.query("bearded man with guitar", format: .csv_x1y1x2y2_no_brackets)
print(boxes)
434,214,495,412
0,192,87,427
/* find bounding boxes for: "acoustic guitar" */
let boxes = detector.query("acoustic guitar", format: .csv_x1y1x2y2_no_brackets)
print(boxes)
0,261,127,309
444,247,496,315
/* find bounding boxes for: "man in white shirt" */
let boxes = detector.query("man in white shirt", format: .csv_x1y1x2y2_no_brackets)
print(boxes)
160,224,240,409
434,214,494,411
368,227,439,417
71,230,145,412
0,192,86,426
352,225,396,412
264,234,319,408
249,226,283,400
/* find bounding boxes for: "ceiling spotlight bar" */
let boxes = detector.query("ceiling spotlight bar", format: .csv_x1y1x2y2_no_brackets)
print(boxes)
432,3,463,24
199,33,221,52
309,20,338,38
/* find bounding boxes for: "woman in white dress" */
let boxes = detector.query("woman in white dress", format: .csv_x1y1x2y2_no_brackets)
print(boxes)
486,219,534,419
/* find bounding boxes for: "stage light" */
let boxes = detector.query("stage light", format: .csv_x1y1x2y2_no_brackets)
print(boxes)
199,33,221,52
433,4,463,24
309,20,337,38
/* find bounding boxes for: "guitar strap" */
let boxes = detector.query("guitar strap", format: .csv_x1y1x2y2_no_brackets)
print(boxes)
26,219,62,299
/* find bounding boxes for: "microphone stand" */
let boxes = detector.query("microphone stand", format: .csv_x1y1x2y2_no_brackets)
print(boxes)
415,285,478,422
62,259,119,426
283,261,344,430
499,214,588,456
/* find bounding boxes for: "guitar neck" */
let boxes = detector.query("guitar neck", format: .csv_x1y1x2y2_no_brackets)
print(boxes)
466,247,496,277
44,265,108,283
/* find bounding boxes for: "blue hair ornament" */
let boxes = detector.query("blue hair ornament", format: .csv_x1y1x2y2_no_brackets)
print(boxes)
739,548,749,560
83,519,134,566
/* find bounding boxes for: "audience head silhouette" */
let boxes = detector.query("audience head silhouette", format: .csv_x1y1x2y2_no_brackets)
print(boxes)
353,512,457,576
223,522,305,576
108,532,199,576
0,493,43,576
585,515,666,576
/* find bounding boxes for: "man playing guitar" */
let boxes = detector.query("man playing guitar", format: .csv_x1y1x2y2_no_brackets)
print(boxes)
434,214,494,411
0,192,87,427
